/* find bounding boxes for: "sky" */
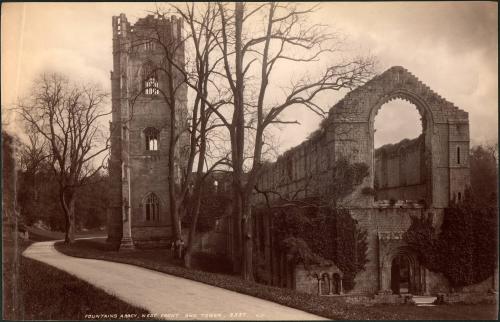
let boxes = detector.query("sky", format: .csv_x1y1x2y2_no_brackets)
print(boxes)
2,2,498,153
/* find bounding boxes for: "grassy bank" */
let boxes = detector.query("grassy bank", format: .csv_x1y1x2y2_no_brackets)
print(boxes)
2,232,148,320
55,239,498,320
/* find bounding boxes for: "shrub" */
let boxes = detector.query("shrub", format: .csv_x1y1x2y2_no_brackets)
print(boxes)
404,191,498,288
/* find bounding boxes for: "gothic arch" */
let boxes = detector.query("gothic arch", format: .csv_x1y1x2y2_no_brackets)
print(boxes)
329,66,469,208
369,90,433,204
140,191,164,206
368,89,434,134
143,126,160,151
141,192,163,222
381,245,424,295
141,60,159,95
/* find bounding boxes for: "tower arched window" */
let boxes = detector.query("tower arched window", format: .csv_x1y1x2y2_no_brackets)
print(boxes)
145,41,155,51
457,146,461,165
142,61,159,96
144,193,160,221
144,127,159,151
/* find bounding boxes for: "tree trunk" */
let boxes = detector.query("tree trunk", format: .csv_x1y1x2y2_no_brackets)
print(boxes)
61,188,76,244
242,203,254,281
166,50,183,259
231,189,243,273
184,124,207,267
184,188,203,268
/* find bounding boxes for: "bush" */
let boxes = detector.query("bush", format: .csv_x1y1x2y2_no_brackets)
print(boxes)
404,191,498,288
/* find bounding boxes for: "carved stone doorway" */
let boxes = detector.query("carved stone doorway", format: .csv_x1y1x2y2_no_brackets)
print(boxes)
391,254,411,294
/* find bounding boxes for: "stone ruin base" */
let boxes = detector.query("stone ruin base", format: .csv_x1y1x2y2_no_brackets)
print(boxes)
328,291,497,306
322,293,413,305
439,291,497,304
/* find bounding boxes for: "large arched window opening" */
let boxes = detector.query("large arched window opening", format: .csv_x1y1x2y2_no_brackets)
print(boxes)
373,98,425,203
144,193,160,221
142,61,159,96
144,127,159,151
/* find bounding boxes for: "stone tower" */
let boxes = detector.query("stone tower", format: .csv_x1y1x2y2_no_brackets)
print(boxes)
107,14,188,249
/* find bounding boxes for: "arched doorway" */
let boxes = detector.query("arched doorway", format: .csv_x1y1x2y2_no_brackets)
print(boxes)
391,254,411,294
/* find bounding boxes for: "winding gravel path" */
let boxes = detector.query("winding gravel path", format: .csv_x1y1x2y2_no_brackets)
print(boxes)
23,241,327,320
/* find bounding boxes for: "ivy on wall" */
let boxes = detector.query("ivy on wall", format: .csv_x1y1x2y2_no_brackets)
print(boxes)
253,157,371,290
404,190,498,288
313,158,369,206
256,205,368,291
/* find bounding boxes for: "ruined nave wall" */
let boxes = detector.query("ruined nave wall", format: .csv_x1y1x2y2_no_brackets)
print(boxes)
374,135,427,202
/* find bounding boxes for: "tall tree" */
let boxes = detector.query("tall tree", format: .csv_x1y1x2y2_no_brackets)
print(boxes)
16,73,110,243
150,3,374,278
215,2,374,279
171,3,230,268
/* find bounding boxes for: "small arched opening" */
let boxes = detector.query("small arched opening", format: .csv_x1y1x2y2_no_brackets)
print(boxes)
144,127,159,151
320,273,330,295
142,61,159,96
143,192,160,222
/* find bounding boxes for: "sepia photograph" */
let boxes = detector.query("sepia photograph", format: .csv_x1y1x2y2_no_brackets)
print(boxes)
2,1,498,320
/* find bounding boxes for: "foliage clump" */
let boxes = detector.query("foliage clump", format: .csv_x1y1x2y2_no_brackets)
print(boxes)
404,190,498,288
17,167,109,231
253,157,370,290
404,145,498,289
318,158,369,205
257,204,368,291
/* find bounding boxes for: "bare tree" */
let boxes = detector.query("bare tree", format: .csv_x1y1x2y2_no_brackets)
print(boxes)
16,73,110,243
142,3,374,279
214,2,374,279
173,3,232,267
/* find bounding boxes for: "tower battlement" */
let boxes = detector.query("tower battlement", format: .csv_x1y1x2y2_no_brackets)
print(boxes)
112,13,183,40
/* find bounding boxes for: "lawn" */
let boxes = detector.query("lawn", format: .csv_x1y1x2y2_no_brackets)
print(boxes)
2,230,148,320
26,226,107,241
55,238,498,320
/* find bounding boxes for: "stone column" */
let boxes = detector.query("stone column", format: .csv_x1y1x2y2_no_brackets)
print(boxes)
328,274,334,295
120,166,134,250
379,262,393,294
339,278,344,295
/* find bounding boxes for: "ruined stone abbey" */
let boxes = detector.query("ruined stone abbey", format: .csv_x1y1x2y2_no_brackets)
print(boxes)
253,65,471,295
107,14,479,296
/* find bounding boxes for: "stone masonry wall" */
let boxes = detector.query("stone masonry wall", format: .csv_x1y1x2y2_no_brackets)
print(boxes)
254,66,470,295
374,135,426,201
